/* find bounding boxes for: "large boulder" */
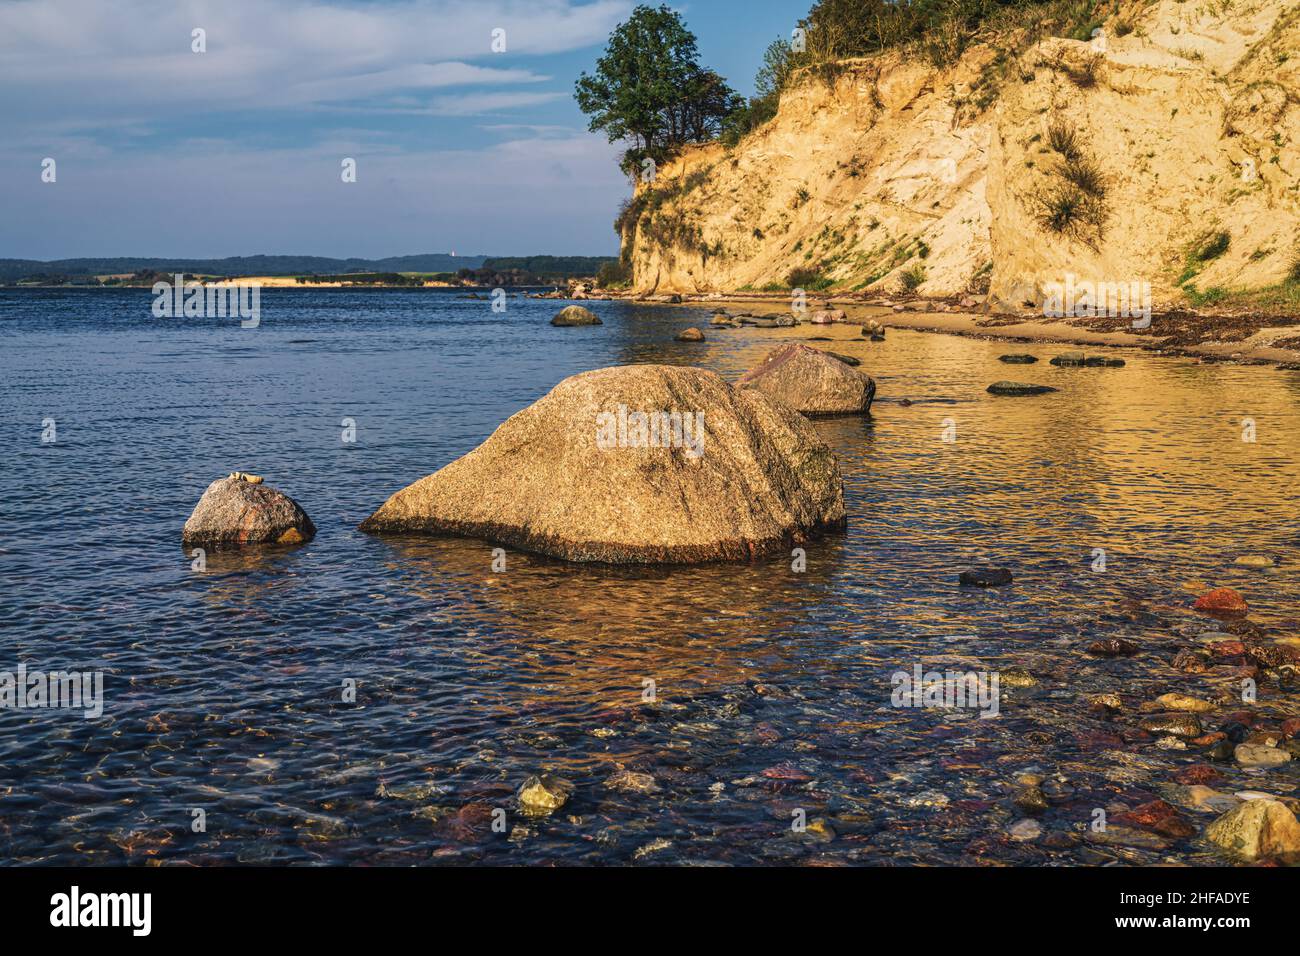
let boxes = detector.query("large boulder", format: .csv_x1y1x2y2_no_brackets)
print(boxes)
736,343,876,415
359,365,845,563
1206,798,1300,862
551,305,602,326
182,474,315,548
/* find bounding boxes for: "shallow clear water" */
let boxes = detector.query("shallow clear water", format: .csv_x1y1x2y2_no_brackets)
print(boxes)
2,287,1298,865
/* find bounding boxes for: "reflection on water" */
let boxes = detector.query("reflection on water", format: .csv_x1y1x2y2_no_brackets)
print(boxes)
2,288,1299,865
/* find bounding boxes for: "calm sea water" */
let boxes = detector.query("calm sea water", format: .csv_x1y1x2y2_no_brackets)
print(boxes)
2,287,1299,865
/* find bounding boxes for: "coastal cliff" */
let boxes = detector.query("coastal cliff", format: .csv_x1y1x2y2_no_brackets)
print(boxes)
618,0,1300,314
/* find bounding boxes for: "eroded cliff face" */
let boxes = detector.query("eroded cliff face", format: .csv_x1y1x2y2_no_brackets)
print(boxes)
619,0,1300,312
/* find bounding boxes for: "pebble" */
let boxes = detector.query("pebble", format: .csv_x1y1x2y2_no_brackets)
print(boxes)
1008,819,1042,842
1235,744,1291,769
1013,785,1049,814
1140,714,1204,738
1152,693,1215,713
604,770,659,794
1088,638,1138,657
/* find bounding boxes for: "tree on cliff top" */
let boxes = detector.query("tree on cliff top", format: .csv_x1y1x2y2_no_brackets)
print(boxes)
575,4,742,176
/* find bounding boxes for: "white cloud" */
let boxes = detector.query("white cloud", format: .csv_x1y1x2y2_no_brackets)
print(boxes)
0,0,630,117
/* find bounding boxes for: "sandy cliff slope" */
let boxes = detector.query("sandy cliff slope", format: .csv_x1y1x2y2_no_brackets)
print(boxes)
619,0,1300,314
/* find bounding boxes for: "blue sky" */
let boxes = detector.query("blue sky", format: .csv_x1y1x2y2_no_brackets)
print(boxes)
0,0,809,260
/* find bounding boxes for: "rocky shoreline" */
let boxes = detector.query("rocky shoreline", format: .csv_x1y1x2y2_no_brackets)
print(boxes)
570,287,1300,368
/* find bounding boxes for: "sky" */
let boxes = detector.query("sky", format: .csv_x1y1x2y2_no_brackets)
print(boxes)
0,0,810,260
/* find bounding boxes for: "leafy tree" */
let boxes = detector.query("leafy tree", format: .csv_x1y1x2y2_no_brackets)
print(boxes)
575,4,741,172
755,37,797,100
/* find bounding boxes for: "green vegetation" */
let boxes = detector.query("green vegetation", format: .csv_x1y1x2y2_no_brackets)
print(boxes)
596,260,632,288
575,4,743,174
722,37,798,147
1035,183,1105,239
480,256,616,277
1047,119,1082,161
1193,230,1232,263
1061,155,1106,198
296,272,426,286
787,263,832,290
899,263,927,292
1175,230,1232,286
799,0,1113,68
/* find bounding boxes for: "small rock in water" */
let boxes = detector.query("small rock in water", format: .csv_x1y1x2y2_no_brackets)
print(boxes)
182,475,315,548
1013,785,1049,814
632,838,673,861
986,381,1057,396
603,770,659,794
959,567,1013,587
1088,693,1123,712
1234,555,1274,569
1140,714,1204,738
1050,353,1087,367
1174,765,1222,786
675,327,705,342
1193,587,1248,614
550,305,602,326
1205,799,1300,861
1152,693,1215,714
998,354,1038,364
1000,668,1038,688
1087,638,1139,657
1008,819,1042,842
1234,743,1291,769
517,773,574,816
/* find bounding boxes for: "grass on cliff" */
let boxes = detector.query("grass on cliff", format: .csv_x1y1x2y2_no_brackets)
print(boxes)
799,0,1116,70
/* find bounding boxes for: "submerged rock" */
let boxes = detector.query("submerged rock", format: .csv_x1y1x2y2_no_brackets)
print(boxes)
737,343,876,416
999,354,1039,364
1234,555,1275,569
987,381,1058,396
551,305,602,326
359,364,846,563
959,567,1013,587
1235,743,1290,768
1140,714,1204,738
181,475,315,548
604,770,659,794
1206,799,1300,862
1088,637,1139,657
